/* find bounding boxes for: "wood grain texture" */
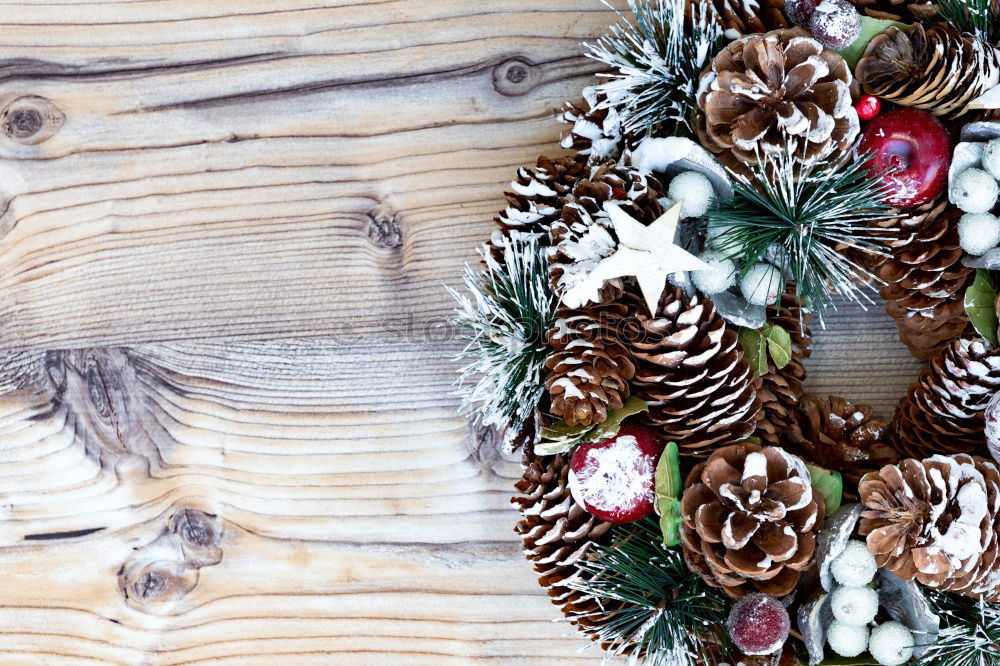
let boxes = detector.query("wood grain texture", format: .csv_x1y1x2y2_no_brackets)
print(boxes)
0,0,920,663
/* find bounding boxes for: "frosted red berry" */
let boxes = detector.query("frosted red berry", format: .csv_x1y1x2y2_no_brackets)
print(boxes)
809,0,861,50
727,593,791,656
785,0,820,26
856,95,881,120
568,425,664,524
611,185,628,200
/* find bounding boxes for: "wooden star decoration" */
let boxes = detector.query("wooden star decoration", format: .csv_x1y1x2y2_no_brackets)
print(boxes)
562,201,711,314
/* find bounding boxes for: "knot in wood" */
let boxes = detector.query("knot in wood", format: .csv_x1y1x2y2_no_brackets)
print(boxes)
169,508,223,566
1,96,64,145
492,58,541,97
366,207,403,250
119,560,199,613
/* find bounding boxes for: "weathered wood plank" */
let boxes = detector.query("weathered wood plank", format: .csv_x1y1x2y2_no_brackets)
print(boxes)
0,0,923,663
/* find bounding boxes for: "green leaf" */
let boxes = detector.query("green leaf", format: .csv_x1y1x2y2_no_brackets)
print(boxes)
655,442,682,500
964,269,999,346
836,16,908,68
585,396,649,443
763,324,793,369
658,498,682,547
537,397,650,455
807,464,843,517
738,326,768,376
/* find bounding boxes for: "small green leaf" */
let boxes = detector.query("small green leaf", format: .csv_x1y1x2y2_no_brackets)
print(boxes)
763,324,793,369
533,438,578,456
964,269,999,346
836,16,908,68
655,442,682,500
658,498,682,547
586,396,650,443
807,464,843,517
738,326,768,376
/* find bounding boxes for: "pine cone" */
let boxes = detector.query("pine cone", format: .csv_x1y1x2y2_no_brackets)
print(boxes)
494,154,591,246
856,24,1000,120
755,287,813,445
629,287,761,456
859,454,1000,601
680,444,825,598
545,301,636,428
709,0,790,35
871,196,973,360
784,394,896,500
696,28,860,170
547,163,665,304
558,87,625,162
845,0,923,20
512,454,616,633
888,337,1000,460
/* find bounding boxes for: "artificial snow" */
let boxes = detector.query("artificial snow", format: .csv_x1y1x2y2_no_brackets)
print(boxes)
568,435,654,514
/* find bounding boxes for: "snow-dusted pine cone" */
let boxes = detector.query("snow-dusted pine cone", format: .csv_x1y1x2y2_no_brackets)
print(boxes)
512,454,617,631
783,394,896,500
681,444,825,598
859,454,1000,601
628,287,760,456
696,28,860,171
888,337,1000,460
755,287,813,445
558,87,625,163
710,0,790,35
857,24,1000,120
544,300,636,428
871,196,973,360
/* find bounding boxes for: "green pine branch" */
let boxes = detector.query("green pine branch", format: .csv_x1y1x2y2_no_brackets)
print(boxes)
567,518,730,665
915,591,1000,666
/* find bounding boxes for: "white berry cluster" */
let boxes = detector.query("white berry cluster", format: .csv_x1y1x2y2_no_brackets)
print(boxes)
826,540,914,666
693,215,782,306
953,139,1000,256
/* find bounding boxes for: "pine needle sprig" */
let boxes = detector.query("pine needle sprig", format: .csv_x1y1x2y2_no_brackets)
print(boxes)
449,234,556,434
567,518,729,665
927,0,999,44
706,147,896,322
585,0,724,137
915,591,1000,666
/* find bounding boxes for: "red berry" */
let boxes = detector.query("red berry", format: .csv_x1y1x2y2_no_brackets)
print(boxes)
727,593,791,656
568,425,664,524
858,108,952,209
856,94,881,120
809,0,861,50
785,0,820,26
611,185,628,200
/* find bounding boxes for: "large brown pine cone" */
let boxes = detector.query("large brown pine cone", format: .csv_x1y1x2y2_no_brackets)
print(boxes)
681,444,825,598
545,301,636,428
709,0,790,35
871,196,973,360
547,163,665,305
856,24,1000,120
859,454,1000,601
696,28,860,171
558,87,625,163
629,287,761,456
512,454,617,631
784,395,896,500
755,287,813,445
888,337,1000,460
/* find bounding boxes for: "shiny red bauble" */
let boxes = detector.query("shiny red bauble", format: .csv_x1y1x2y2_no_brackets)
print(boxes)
568,424,664,524
858,108,952,209
856,94,881,120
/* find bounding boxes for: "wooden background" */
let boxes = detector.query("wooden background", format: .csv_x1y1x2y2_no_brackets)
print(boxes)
0,1,923,664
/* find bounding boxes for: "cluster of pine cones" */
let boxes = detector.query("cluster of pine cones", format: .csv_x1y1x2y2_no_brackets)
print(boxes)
501,0,1000,651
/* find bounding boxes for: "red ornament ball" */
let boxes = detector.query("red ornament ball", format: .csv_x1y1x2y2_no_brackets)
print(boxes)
785,0,820,26
858,108,952,209
809,0,861,50
856,94,881,120
727,593,791,656
568,425,664,524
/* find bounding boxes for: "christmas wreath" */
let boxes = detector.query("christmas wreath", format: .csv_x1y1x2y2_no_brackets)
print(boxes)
450,0,1000,663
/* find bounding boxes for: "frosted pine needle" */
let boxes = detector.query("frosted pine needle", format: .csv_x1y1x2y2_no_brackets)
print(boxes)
916,591,1000,665
707,147,896,322
586,0,724,137
449,234,556,433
